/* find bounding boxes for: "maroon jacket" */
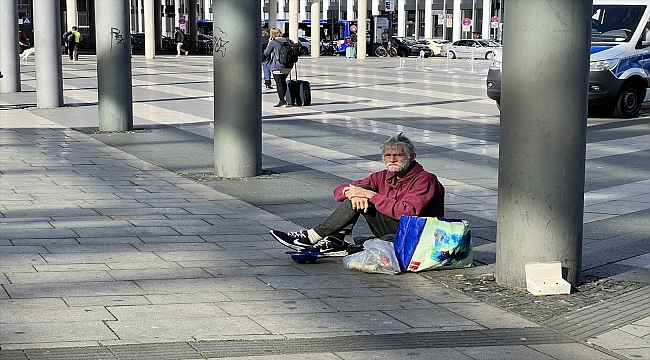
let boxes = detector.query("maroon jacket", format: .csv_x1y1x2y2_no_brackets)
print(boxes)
333,162,445,220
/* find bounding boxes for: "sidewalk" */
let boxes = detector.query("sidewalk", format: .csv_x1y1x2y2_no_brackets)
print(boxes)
1,55,648,359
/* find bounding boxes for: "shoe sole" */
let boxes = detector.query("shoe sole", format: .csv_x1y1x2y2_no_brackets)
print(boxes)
269,230,308,251
317,249,348,257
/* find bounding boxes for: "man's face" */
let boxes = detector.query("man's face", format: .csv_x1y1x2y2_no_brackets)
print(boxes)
383,145,411,173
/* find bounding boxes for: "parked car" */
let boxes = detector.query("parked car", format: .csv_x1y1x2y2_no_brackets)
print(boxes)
416,38,449,56
441,39,501,59
298,36,311,55
392,37,434,57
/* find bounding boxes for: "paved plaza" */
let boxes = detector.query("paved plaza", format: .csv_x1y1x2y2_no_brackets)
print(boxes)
0,54,648,359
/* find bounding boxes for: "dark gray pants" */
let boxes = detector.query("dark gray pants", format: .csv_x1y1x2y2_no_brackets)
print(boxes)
313,187,399,239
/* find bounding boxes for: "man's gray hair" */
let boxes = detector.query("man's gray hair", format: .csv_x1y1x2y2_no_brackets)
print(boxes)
382,133,416,158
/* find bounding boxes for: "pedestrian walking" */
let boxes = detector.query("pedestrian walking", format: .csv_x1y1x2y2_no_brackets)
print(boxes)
63,26,82,61
261,28,273,90
174,27,189,57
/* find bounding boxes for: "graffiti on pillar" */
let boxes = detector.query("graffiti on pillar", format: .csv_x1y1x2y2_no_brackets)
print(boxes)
110,27,126,52
213,27,229,57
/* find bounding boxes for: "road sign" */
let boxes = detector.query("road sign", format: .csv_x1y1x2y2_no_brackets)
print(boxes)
178,18,186,25
385,1,395,12
350,24,357,33
491,16,499,22
461,18,472,26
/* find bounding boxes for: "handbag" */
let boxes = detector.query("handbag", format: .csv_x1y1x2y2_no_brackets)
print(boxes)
393,216,473,272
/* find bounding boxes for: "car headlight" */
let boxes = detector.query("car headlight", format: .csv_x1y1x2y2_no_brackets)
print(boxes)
489,57,501,70
590,59,618,71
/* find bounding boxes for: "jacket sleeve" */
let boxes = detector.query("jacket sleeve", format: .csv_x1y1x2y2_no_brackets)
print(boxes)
370,173,440,220
332,173,380,202
263,40,275,58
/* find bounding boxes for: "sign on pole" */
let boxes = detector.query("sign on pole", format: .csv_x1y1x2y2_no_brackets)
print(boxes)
385,1,395,12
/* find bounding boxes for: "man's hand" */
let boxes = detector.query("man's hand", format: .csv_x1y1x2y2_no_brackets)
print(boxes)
343,185,376,213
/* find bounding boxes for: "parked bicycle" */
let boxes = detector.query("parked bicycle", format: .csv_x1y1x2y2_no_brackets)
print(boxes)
375,43,397,57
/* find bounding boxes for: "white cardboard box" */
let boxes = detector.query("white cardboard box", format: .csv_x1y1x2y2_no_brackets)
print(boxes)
525,261,571,296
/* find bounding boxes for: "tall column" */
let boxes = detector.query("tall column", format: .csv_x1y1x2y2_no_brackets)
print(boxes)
95,0,133,131
357,0,367,59
289,0,298,42
452,0,460,41
33,0,63,108
0,0,21,93
89,0,96,51
268,0,277,29
496,0,590,288
138,0,145,32
397,0,405,37
424,0,432,39
189,0,197,51
66,0,78,29
213,0,261,178
145,0,155,58
347,0,353,20
311,1,320,58
155,0,162,50
299,0,306,21
482,0,491,39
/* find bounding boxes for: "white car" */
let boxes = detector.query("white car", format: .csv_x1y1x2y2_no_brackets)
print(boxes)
441,39,501,60
298,36,311,55
416,38,449,56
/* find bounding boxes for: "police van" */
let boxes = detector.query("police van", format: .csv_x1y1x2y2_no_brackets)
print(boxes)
486,0,650,118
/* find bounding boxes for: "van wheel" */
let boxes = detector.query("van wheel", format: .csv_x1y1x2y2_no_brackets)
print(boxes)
611,82,643,118
485,51,494,60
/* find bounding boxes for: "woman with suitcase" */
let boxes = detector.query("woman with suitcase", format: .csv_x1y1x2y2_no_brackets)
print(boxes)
263,27,291,108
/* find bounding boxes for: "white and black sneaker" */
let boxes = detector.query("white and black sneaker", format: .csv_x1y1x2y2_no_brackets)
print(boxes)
270,229,312,250
303,236,348,257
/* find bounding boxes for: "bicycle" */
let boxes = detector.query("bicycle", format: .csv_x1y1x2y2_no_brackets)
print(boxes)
375,43,397,57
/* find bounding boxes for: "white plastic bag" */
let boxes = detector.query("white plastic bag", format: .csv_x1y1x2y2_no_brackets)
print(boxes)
343,239,401,275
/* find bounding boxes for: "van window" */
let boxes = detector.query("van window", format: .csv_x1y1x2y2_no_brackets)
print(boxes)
592,5,646,43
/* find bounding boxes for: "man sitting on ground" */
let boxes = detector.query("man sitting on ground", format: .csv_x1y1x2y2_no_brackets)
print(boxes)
270,133,445,256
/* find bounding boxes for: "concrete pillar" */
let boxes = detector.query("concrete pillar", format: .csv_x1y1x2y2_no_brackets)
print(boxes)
357,0,366,59
482,0,491,40
268,0,277,30
496,0,590,289
212,0,261,178
95,0,133,131
347,0,353,20
88,0,96,52
66,0,78,29
189,0,197,51
311,1,320,58
0,0,21,93
144,0,155,58
397,0,405,37
424,0,432,39
289,0,298,42
155,0,162,50
33,0,63,108
452,0,460,41
138,0,145,32
300,0,306,21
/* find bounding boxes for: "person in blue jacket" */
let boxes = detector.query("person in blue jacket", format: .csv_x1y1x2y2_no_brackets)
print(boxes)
263,27,291,108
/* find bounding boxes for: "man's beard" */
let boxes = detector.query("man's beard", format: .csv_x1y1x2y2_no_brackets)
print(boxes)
386,158,411,173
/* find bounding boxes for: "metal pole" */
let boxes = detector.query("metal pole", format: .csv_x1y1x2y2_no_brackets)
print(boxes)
95,0,133,131
213,0,261,178
289,0,298,42
0,0,21,93
154,0,162,50
189,0,197,51
357,0,367,59
33,0,63,108
145,0,155,58
311,1,320,58
496,0,590,288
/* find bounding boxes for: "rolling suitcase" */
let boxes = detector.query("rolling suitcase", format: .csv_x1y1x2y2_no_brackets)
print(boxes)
285,67,311,106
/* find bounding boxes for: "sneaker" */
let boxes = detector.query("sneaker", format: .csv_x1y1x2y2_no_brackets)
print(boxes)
270,229,312,250
185,51,189,56
175,54,180,57
303,236,348,257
